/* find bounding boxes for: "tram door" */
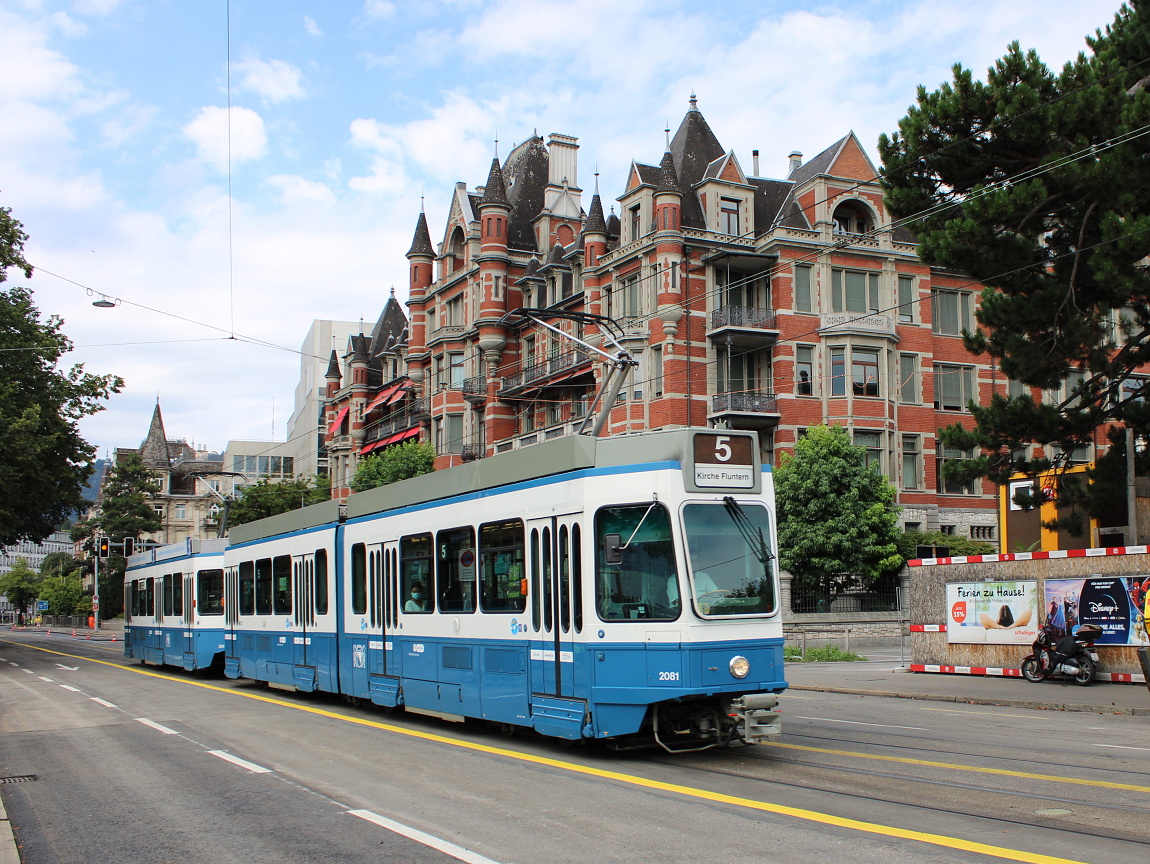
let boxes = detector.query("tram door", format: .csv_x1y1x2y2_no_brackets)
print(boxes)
527,514,582,698
181,571,194,661
291,554,315,677
223,565,240,675
365,543,392,679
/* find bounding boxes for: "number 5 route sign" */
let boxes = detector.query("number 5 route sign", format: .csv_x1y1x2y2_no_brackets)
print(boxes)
691,432,756,489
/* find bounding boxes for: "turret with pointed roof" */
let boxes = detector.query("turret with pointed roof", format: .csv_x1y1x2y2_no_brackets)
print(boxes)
139,402,170,469
406,210,434,259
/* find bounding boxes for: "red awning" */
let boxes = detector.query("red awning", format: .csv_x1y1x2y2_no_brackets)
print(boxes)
381,427,421,447
363,381,405,414
327,406,350,436
384,384,411,405
359,438,386,456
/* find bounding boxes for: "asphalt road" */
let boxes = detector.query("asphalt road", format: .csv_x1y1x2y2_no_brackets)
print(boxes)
2,630,1148,864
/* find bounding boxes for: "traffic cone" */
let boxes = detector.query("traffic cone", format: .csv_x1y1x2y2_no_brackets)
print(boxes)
71,629,76,637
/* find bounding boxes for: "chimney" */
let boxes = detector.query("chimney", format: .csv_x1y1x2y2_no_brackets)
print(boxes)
788,151,803,175
547,133,580,188
752,150,759,176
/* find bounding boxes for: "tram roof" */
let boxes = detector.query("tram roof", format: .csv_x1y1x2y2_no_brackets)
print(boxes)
227,428,759,545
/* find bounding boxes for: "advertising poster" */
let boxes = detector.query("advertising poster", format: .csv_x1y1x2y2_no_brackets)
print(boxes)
946,581,1039,644
1043,577,1150,646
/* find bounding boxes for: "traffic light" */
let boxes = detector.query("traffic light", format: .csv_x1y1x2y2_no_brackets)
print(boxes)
97,537,110,558
122,537,134,557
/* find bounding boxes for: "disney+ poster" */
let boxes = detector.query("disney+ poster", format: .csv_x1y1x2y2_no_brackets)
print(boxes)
1043,576,1150,645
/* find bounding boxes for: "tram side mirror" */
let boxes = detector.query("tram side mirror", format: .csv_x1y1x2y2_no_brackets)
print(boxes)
604,534,623,565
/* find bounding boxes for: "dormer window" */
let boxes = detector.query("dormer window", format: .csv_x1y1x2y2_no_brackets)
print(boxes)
721,198,740,235
832,201,873,235
630,205,642,242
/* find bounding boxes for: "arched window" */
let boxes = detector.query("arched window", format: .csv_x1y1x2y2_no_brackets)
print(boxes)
831,201,874,235
450,226,466,272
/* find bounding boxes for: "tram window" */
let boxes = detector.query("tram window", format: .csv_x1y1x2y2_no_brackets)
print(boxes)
162,574,174,618
239,561,255,615
255,558,273,615
479,519,525,613
314,549,329,615
143,577,155,617
198,569,224,615
594,503,680,621
273,556,291,615
572,523,583,633
542,526,553,632
437,527,476,613
530,529,541,632
351,543,367,615
559,525,571,632
400,533,432,613
173,574,184,620
683,502,776,616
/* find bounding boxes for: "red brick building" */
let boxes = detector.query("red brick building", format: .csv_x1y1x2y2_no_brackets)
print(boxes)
324,98,1000,542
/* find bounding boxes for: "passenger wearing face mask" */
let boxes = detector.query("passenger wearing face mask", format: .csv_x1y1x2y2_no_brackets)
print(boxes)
405,582,428,613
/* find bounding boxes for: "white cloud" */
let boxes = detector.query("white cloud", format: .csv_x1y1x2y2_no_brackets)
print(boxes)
50,11,87,38
183,106,268,172
363,1,397,20
73,0,128,16
303,16,323,37
264,174,337,206
235,57,306,104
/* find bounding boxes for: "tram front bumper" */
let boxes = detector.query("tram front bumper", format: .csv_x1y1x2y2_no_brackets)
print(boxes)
727,692,781,744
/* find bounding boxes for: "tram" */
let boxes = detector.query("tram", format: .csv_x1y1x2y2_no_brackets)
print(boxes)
123,538,227,671
126,428,786,749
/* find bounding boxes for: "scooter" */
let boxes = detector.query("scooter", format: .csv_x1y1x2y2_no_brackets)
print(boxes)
1020,623,1103,686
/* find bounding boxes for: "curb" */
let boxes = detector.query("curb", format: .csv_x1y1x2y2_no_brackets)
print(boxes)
786,684,1150,716
0,793,20,864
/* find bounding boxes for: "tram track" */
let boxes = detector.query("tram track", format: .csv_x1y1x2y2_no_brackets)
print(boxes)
778,730,1150,783
648,747,1150,847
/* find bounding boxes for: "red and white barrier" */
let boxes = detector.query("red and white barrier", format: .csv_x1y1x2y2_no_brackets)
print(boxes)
909,544,1149,567
910,663,1145,683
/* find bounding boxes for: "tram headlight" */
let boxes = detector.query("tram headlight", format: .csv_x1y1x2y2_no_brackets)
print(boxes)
729,655,750,679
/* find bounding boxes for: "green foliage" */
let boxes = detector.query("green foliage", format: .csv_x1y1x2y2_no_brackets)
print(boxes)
227,475,331,527
0,558,42,624
879,4,1150,528
784,644,868,662
39,573,91,616
39,551,81,578
896,530,997,561
1,203,123,544
775,425,903,603
93,454,163,541
351,440,436,492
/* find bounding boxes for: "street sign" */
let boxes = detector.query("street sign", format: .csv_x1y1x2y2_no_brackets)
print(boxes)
36,600,49,611
91,599,99,610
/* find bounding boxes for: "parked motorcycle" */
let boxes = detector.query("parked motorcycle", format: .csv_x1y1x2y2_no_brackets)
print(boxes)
1021,623,1103,686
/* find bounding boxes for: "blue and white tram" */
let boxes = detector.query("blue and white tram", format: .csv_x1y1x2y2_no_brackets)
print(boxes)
223,428,785,749
123,539,227,671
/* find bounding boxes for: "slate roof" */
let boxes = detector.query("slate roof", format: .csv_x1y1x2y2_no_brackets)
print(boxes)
749,178,796,234
584,192,607,235
632,163,661,187
369,290,409,359
788,134,849,184
480,157,510,207
669,101,725,229
503,136,549,252
656,150,681,195
406,210,434,258
325,350,341,380
139,403,170,469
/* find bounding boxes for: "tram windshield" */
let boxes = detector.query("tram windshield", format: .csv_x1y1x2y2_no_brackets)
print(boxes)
682,500,776,616
595,503,679,621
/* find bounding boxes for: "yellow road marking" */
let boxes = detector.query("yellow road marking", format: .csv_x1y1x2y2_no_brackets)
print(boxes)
0,639,1096,864
767,741,1150,793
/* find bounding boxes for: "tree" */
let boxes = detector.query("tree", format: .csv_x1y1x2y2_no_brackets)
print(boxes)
0,558,42,625
227,475,331,527
878,3,1150,530
351,440,435,492
775,425,902,609
1,203,123,545
39,573,91,617
40,551,81,579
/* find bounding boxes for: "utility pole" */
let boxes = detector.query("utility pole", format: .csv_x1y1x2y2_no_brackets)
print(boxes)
92,539,100,631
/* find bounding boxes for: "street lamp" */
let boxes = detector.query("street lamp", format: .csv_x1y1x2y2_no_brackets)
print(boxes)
86,288,119,309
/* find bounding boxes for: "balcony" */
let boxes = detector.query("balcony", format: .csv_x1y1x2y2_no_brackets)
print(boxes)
819,312,897,340
708,305,779,348
709,389,780,429
463,375,487,404
460,442,484,462
499,348,592,393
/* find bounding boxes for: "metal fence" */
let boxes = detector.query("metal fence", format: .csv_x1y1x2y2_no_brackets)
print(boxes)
790,584,901,614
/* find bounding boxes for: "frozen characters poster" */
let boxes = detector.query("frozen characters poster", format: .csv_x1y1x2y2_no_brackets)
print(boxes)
946,581,1039,644
1043,576,1150,646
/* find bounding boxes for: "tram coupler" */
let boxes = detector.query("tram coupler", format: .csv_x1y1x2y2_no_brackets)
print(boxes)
727,693,781,744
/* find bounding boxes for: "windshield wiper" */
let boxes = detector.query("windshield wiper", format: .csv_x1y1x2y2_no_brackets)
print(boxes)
722,496,774,567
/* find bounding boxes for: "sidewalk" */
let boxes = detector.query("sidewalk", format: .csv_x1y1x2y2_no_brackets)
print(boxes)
785,654,1150,716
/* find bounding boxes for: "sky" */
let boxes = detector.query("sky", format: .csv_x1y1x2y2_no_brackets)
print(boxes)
0,0,1129,462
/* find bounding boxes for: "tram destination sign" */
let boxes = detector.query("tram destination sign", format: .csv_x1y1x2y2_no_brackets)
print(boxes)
691,432,756,490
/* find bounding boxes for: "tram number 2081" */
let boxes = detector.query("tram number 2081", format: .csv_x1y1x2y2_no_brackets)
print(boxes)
657,671,681,681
